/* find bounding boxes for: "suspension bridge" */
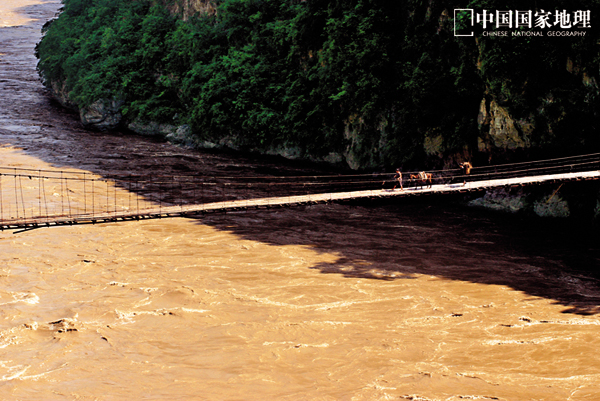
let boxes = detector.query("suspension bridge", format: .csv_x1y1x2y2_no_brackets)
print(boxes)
1,153,600,232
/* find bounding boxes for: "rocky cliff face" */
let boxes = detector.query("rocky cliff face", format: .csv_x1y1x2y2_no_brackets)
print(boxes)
159,0,217,19
477,97,532,152
468,181,600,223
80,99,124,131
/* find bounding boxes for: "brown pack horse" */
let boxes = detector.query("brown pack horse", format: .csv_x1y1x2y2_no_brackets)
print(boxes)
409,171,433,189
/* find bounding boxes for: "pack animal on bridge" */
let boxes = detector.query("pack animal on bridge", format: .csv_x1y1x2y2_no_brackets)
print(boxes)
409,171,433,189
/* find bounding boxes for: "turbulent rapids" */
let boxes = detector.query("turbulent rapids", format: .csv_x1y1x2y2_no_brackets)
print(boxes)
1,1,600,400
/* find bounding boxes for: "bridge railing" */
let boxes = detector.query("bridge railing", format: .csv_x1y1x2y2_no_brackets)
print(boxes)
0,168,388,228
1,152,600,229
0,168,159,227
398,152,600,187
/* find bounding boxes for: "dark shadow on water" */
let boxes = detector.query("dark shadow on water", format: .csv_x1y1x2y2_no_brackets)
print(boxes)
194,198,600,316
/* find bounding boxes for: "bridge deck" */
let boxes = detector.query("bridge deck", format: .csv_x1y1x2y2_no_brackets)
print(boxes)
3,169,599,231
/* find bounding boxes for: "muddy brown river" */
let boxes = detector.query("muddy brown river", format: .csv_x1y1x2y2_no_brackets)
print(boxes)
2,1,600,400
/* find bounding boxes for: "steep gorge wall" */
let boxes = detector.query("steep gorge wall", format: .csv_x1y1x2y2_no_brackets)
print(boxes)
37,0,600,174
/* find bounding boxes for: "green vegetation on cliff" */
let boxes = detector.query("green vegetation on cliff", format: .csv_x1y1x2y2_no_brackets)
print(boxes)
36,0,600,169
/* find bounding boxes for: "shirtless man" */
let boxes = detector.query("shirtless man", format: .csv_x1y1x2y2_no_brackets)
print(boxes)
392,168,403,190
458,161,472,185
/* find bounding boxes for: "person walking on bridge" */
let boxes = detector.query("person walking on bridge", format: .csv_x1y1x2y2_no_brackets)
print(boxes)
392,168,403,190
458,161,472,186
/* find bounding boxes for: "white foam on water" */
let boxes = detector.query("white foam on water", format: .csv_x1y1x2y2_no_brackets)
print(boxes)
0,292,40,306
0,364,29,382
